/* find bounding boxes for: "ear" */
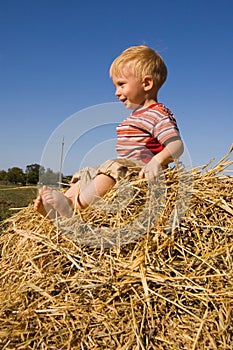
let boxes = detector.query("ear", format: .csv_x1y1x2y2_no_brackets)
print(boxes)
142,75,154,91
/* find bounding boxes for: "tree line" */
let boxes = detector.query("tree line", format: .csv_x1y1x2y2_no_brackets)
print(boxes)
0,164,64,186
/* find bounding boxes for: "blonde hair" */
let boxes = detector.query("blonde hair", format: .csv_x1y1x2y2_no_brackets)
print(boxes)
109,45,167,90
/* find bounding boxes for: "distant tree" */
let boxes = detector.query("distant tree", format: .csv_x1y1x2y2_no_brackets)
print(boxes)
39,168,60,186
25,163,40,184
0,170,7,182
7,167,26,185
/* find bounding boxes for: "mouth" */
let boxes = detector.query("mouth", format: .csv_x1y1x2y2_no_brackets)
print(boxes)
120,98,127,105
119,98,134,109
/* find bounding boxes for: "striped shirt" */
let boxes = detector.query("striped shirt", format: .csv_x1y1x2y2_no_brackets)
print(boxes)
116,103,181,163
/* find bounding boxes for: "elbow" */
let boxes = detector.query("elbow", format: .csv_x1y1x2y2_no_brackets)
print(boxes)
170,139,184,159
178,140,184,158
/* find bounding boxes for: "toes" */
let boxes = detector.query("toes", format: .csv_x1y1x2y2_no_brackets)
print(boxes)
34,195,42,210
39,185,51,196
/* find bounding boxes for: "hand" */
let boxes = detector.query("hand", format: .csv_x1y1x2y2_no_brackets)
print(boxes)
139,157,162,181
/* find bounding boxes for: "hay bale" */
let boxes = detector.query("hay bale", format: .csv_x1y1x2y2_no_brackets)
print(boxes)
0,151,232,349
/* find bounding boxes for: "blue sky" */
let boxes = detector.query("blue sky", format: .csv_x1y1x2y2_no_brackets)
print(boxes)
0,0,232,175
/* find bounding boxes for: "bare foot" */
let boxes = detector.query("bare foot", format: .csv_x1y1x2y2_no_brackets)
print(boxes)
34,186,74,219
34,188,49,217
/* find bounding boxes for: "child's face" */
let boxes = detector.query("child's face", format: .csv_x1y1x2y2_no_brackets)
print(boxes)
111,65,149,110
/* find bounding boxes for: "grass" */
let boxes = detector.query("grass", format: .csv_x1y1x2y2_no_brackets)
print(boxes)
0,185,37,221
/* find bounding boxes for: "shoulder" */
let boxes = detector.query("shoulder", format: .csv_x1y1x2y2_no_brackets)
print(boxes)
132,103,174,122
149,103,178,126
149,103,174,117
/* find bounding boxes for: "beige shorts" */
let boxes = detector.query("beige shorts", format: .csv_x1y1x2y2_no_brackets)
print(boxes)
70,158,144,186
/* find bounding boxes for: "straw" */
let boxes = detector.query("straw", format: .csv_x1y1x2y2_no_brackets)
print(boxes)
0,150,232,349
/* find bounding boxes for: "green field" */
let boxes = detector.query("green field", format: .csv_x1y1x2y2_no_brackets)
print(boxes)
0,185,38,221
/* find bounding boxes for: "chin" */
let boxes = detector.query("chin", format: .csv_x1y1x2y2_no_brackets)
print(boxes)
126,102,140,110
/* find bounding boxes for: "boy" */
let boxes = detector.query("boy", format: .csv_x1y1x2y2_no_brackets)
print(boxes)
34,45,184,219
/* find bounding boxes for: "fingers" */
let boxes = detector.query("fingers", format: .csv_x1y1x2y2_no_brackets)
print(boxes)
139,168,154,180
139,169,145,179
139,167,160,181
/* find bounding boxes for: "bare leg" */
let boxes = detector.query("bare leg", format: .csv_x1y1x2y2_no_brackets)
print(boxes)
79,173,115,207
34,174,116,219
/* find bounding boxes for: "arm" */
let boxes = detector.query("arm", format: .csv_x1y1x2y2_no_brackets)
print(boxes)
139,139,184,180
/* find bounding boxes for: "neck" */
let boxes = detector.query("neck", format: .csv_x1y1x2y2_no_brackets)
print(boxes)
143,97,158,107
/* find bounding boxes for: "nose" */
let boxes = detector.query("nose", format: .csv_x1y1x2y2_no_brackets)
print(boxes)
115,86,121,97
